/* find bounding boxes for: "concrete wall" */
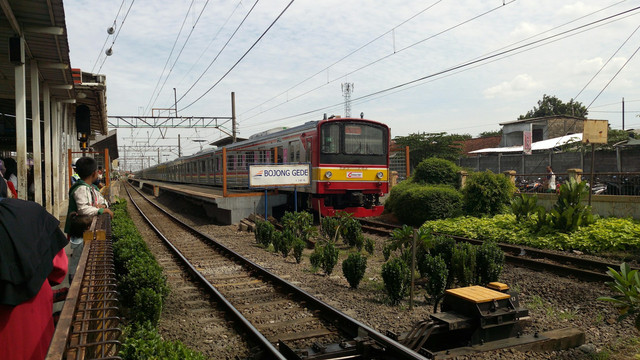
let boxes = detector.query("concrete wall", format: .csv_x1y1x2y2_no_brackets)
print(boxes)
535,193,640,219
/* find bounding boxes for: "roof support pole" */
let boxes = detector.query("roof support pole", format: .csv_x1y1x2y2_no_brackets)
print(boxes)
43,83,52,213
14,37,27,200
31,60,42,205
52,101,60,218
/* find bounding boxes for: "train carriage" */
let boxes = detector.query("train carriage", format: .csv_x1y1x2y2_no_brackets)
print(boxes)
138,117,390,217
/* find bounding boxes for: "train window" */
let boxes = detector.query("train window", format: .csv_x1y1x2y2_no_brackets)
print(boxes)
321,123,340,154
344,123,385,155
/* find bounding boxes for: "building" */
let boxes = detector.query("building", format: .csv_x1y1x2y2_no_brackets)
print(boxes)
499,115,585,147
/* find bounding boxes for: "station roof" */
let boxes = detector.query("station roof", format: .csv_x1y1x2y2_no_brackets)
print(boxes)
469,134,583,154
0,0,107,136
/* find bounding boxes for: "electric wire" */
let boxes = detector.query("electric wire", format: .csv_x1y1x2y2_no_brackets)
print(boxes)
179,0,296,112
90,0,127,73
574,23,640,101
241,0,517,122
242,5,640,130
586,42,640,110
97,0,136,73
148,0,212,115
143,0,196,116
173,0,262,106
239,0,446,117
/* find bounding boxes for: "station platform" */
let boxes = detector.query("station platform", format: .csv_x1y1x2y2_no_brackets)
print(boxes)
128,179,286,224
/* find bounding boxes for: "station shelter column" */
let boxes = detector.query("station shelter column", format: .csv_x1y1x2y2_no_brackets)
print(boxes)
43,83,53,213
14,36,28,200
30,60,43,206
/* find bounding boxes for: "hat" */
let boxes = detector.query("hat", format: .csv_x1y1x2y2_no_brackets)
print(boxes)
0,159,5,175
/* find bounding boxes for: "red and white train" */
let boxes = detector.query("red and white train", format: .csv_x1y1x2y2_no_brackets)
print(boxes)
138,117,390,217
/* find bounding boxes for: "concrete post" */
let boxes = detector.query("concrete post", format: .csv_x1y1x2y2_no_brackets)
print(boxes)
390,170,398,188
567,168,583,183
30,60,43,205
43,83,52,213
15,38,27,200
503,170,516,186
52,102,60,218
459,170,468,189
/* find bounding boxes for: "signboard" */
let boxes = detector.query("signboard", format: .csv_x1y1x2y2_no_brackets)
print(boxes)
249,164,311,188
523,131,532,155
582,120,608,144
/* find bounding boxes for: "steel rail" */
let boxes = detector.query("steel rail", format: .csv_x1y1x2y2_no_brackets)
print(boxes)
123,183,286,360
126,181,427,360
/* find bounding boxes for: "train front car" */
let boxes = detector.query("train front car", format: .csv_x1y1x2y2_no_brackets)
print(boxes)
312,118,389,217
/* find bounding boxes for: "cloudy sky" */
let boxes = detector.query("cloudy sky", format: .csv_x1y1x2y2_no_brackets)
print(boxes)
64,0,640,163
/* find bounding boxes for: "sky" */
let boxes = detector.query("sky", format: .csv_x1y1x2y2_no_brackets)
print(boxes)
64,0,640,167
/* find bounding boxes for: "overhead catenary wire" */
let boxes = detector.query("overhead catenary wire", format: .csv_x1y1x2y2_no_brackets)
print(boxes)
91,0,127,73
97,0,136,73
242,5,640,131
586,42,640,110
178,0,296,112
240,0,517,123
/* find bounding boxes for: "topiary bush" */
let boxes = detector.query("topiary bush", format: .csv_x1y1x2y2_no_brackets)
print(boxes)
309,246,323,270
413,157,462,188
430,236,456,286
279,229,296,258
339,213,363,248
452,242,477,287
255,219,275,247
463,170,515,217
342,253,368,289
365,237,375,255
382,257,411,305
476,241,504,285
293,238,305,264
132,287,163,327
393,185,463,226
321,216,341,241
321,241,340,275
384,179,416,214
119,322,207,360
420,254,448,302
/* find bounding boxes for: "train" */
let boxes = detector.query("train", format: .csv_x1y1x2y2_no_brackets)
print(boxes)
137,117,390,217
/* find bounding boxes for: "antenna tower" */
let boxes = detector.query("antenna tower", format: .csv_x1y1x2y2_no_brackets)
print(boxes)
342,83,354,117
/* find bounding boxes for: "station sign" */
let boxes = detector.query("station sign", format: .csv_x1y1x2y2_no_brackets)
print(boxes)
249,163,311,188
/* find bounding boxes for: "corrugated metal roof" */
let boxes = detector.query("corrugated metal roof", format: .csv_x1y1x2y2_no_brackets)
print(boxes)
0,0,107,135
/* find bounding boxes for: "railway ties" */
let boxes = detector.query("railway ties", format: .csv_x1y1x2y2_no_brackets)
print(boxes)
124,182,425,360
357,218,633,282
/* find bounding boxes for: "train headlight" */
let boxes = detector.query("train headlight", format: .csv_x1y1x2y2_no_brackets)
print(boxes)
325,171,333,179
376,171,384,179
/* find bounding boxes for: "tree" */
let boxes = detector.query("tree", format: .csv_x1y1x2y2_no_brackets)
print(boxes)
394,132,471,168
518,94,588,120
478,129,502,138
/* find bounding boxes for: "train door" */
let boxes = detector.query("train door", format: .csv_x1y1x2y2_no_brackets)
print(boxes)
288,141,299,163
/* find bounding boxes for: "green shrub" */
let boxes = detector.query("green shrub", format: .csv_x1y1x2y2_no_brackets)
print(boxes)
384,179,416,213
119,256,169,308
293,239,305,264
413,157,461,188
321,241,340,275
383,244,392,261
463,170,515,216
271,230,283,254
421,254,448,301
119,322,207,360
255,220,275,247
476,241,504,285
339,214,363,248
511,194,540,221
365,237,375,255
452,242,477,287
382,257,411,305
545,178,595,233
132,287,163,327
598,263,640,331
394,185,463,226
309,246,323,270
282,211,316,242
342,253,368,289
430,236,456,286
321,216,341,241
279,229,296,258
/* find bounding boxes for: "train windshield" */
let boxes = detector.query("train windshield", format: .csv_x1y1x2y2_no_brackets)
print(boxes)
320,121,387,165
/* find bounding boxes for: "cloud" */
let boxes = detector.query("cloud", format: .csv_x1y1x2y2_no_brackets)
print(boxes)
483,74,542,99
557,1,602,17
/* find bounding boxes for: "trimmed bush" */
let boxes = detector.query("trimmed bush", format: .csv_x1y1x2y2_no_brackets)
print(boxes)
476,241,504,285
119,322,207,360
463,170,515,217
321,241,339,275
382,257,411,305
293,238,305,264
421,254,448,301
393,185,463,226
430,236,456,286
340,214,363,248
255,220,275,247
309,246,323,270
279,229,296,258
342,253,368,289
132,287,163,327
384,179,416,214
413,157,462,188
452,242,477,287
365,237,375,255
321,216,341,241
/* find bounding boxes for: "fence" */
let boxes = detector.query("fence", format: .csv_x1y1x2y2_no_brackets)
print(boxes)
459,148,640,174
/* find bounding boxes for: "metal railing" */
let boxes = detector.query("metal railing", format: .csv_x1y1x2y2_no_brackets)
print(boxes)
514,172,640,196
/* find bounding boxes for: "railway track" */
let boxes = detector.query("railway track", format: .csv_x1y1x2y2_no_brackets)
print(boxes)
124,182,425,360
357,218,631,282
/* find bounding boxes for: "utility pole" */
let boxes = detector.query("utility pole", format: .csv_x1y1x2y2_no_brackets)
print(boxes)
342,83,354,117
178,134,181,157
622,97,625,130
158,148,160,165
231,92,237,143
174,88,178,117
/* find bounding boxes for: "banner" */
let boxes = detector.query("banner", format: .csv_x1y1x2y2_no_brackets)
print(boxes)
249,164,311,188
523,131,532,155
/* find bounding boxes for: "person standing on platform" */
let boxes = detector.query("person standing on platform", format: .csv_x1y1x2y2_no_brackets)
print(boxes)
2,158,18,193
64,157,113,281
0,196,69,360
0,160,16,198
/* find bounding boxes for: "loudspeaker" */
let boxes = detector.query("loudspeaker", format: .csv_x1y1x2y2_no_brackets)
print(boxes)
9,36,24,65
